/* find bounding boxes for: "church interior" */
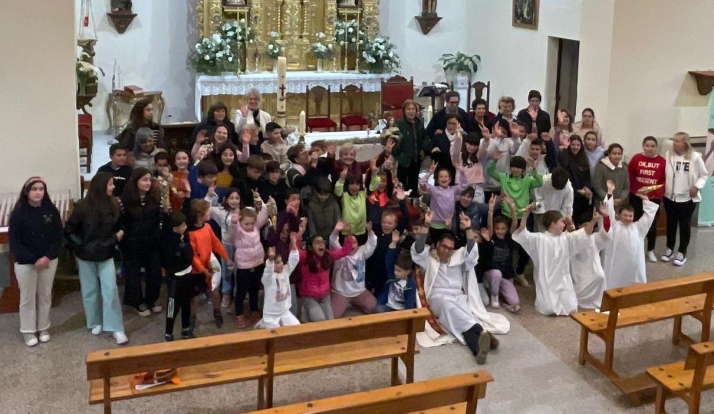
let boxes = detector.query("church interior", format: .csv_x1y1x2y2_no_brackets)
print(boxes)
2,0,714,413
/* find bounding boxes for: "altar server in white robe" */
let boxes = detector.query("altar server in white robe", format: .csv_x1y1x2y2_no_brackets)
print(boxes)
411,210,510,364
601,185,658,289
513,206,595,316
235,88,273,141
569,203,610,309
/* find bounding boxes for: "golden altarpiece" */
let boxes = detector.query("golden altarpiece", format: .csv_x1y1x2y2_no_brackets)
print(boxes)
194,0,384,124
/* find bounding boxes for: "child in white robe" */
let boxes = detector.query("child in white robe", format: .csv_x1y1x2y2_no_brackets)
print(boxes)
601,188,658,289
329,223,378,317
513,206,597,316
256,241,300,329
569,202,610,309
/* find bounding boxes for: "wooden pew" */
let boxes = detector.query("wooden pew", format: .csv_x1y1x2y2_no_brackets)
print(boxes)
648,341,714,414
86,329,274,414
262,308,428,407
86,309,428,413
245,371,493,414
571,273,714,404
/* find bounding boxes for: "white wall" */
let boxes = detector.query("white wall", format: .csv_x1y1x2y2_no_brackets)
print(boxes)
578,0,714,157
465,0,583,113
0,0,80,196
75,0,194,131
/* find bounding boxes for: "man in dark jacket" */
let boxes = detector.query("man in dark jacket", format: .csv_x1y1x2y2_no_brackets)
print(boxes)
516,90,551,138
426,91,474,140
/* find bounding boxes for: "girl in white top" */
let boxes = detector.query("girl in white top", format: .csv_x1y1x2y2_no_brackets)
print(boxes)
329,222,378,318
206,188,242,309
661,132,709,266
256,243,300,329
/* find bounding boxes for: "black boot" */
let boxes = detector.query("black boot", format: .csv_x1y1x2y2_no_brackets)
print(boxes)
461,324,484,356
213,309,224,328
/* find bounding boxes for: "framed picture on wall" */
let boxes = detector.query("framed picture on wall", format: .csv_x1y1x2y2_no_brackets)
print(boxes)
512,0,539,30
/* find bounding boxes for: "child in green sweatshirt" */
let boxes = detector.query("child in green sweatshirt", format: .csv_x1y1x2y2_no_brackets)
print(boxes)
334,168,381,244
486,155,543,219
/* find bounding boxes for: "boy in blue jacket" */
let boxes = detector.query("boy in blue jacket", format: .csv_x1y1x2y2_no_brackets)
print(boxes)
376,230,417,312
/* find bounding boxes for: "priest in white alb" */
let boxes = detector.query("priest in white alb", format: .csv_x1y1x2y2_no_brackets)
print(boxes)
235,87,273,142
411,210,510,365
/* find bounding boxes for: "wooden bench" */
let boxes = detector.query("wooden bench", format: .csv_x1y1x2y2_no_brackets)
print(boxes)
87,309,428,413
571,273,714,404
245,371,493,414
648,341,714,414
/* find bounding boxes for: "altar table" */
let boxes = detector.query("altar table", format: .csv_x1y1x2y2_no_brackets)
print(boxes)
195,71,389,121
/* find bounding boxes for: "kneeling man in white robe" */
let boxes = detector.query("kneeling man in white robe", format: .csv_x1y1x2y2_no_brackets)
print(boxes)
513,207,596,316
411,211,510,364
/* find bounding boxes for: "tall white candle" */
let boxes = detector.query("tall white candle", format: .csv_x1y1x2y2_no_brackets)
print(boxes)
299,110,306,134
276,56,287,113
426,105,433,125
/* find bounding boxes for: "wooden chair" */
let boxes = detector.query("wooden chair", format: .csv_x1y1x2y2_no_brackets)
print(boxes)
571,272,714,404
466,81,491,113
305,85,337,132
246,371,493,414
381,76,414,119
339,83,368,131
78,113,93,171
648,341,714,414
86,309,429,413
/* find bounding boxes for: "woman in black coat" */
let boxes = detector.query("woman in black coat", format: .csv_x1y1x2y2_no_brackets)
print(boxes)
119,167,168,316
118,98,165,150
65,172,128,344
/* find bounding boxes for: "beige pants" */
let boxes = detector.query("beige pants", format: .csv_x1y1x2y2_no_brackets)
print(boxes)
15,259,57,333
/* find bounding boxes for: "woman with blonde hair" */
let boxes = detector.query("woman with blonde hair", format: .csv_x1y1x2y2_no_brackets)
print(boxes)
661,132,709,266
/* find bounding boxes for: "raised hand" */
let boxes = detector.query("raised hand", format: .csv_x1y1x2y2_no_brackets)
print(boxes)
591,209,601,223
428,161,438,175
424,209,433,225
394,183,405,201
493,123,505,138
370,156,379,174
526,157,537,169
606,180,616,194
231,212,240,224
251,188,261,200
488,193,497,210
267,246,276,259
492,150,505,160
366,221,373,234
340,166,349,181
240,103,249,117
598,202,609,217
326,143,336,157
298,217,308,234
459,211,471,229
385,138,395,154
391,229,401,244
528,107,538,120
637,192,649,201
480,124,491,139
334,220,345,233
207,184,217,198
480,227,491,242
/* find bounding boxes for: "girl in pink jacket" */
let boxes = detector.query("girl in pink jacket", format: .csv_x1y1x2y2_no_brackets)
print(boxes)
297,221,354,322
233,197,272,328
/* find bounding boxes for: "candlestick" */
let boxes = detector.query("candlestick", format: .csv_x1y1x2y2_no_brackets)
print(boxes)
299,110,306,134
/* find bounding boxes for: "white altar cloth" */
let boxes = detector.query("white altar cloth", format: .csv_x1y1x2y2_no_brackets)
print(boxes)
195,71,389,119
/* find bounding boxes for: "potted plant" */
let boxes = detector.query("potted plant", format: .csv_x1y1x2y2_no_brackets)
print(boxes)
438,52,481,88
309,32,334,72
362,35,400,74
76,46,104,96
189,35,237,75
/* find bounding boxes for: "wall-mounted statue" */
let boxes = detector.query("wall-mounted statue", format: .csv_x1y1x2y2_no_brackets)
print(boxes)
422,0,437,16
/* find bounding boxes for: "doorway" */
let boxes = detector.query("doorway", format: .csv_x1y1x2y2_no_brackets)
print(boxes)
555,38,580,116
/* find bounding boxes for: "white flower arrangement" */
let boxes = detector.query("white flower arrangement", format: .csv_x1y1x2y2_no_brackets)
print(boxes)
265,31,282,60
334,20,367,50
219,18,255,45
309,32,334,60
361,35,400,73
190,35,236,74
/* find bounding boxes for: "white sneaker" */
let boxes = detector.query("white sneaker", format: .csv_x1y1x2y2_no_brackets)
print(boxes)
113,331,129,345
24,334,38,347
38,330,51,343
515,274,530,287
491,296,500,309
661,248,674,262
647,251,658,263
91,325,103,335
152,305,163,313
673,253,687,266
